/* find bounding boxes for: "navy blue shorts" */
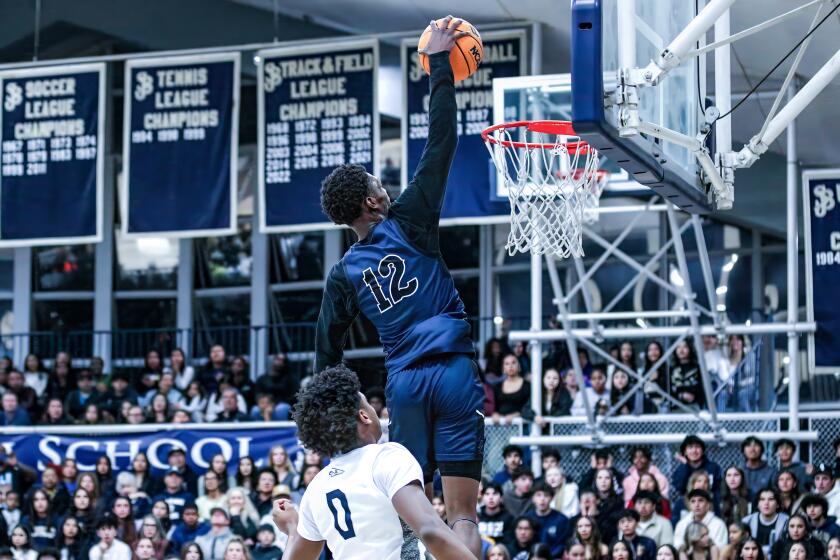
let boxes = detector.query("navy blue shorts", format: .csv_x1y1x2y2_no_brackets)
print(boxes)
386,354,485,482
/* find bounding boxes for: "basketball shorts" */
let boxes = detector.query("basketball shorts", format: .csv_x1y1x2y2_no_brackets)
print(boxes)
386,353,485,483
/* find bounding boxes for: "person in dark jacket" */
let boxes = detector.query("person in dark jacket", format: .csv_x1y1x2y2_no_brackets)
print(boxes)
612,509,657,560
769,513,824,560
0,394,30,427
524,484,570,558
25,468,70,518
168,503,209,553
96,372,138,420
0,449,37,496
478,483,515,545
251,524,283,560
152,468,195,523
672,435,723,503
801,493,840,546
19,489,57,551
199,344,230,394
63,370,99,421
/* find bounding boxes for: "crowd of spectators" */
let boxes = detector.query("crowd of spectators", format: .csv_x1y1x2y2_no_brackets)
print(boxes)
0,346,299,427
480,332,758,424
476,435,840,560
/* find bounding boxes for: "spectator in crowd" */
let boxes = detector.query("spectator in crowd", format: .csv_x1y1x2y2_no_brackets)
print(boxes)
741,437,776,501
196,471,226,521
573,366,609,417
28,467,70,518
614,508,657,560
55,517,82,560
10,525,36,560
492,354,531,424
198,455,230,498
125,405,145,425
146,393,171,424
94,456,115,503
674,489,727,550
182,381,209,423
266,446,295,489
680,521,720,560
565,541,586,560
64,369,99,421
670,341,703,409
196,507,234,560
525,483,569,558
628,472,672,520
0,450,36,497
250,524,282,560
169,502,209,553
154,372,184,409
67,487,95,544
673,435,723,504
482,338,508,384
507,516,538,558
737,537,765,560
580,449,624,494
110,496,136,549
0,394,30,426
137,350,164,401
232,457,258,493
21,355,48,400
137,514,169,559
742,488,788,555
635,490,673,547
493,445,524,489
610,368,655,416
770,512,823,560
478,482,514,544
60,459,77,495
251,470,277,518
611,539,631,560
6,371,37,419
88,515,131,560
813,463,840,517
207,386,247,424
774,470,800,514
46,361,73,405
573,515,609,560
153,468,194,524
21,488,57,550
773,439,812,493
133,537,156,560
534,368,572,428
200,345,230,394
720,522,750,560
40,399,71,426
673,471,716,524
642,342,668,406
721,467,751,526
535,450,560,486
167,448,198,496
560,370,581,417
801,493,840,545
255,353,298,411
829,537,840,560
2,491,20,536
229,357,254,409
504,469,535,517
165,348,195,393
593,468,625,544
226,487,259,543
656,544,680,560
623,446,670,503
544,466,580,518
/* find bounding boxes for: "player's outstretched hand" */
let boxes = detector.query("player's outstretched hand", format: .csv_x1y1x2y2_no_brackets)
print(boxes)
418,15,471,56
272,498,299,535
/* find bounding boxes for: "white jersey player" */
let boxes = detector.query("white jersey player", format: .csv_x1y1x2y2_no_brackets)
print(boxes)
271,364,476,560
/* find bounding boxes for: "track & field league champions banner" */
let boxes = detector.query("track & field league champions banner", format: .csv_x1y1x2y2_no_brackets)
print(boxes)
123,53,239,237
258,40,378,232
803,169,840,372
0,425,298,475
0,63,105,246
402,31,525,223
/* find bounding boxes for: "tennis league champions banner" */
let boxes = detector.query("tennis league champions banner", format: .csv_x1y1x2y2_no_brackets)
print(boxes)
0,64,104,246
123,53,239,237
0,425,299,475
258,40,379,232
402,31,526,224
803,170,840,372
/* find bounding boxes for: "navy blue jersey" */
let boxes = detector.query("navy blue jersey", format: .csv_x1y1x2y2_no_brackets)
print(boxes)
315,52,473,373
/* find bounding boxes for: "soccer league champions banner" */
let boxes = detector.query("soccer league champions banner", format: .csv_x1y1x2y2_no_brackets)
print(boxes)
402,31,526,223
123,53,239,237
0,64,104,246
258,40,379,232
1,425,298,475
803,170,840,372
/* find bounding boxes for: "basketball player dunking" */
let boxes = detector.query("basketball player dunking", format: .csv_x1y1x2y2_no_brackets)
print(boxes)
314,16,484,558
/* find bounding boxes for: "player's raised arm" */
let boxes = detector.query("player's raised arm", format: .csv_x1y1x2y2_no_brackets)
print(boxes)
272,499,325,560
314,264,359,372
390,16,469,228
392,482,478,560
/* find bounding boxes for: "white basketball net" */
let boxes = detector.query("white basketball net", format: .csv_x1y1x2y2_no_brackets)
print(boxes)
484,123,606,259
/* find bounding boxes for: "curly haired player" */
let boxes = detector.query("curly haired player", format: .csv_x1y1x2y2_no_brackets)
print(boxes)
271,365,476,560
314,15,484,558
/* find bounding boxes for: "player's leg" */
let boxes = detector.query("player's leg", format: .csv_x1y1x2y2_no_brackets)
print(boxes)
431,355,486,558
386,368,435,560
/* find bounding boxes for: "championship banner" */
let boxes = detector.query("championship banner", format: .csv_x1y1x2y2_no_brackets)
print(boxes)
402,31,526,224
123,53,239,237
0,425,298,475
803,169,840,372
257,40,379,233
0,63,105,246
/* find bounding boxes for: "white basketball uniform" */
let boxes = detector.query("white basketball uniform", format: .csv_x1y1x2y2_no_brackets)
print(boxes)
296,442,424,559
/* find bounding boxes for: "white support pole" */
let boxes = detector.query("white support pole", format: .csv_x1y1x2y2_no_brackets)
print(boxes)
617,0,636,70
787,84,800,432
714,8,732,154
511,431,819,448
508,321,816,342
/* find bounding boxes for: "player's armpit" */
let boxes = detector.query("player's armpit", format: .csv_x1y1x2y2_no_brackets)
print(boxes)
282,532,325,560
391,481,478,560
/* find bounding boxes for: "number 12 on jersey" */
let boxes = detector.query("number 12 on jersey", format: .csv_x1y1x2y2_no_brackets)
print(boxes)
362,254,419,313
326,489,356,540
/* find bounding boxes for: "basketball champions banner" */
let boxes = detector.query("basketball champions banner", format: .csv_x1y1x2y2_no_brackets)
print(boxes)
402,30,526,224
0,64,105,247
0,425,298,475
123,53,240,237
257,39,379,233
803,169,840,372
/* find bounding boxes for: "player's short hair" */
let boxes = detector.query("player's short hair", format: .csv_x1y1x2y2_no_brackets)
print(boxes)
293,364,362,457
320,164,372,225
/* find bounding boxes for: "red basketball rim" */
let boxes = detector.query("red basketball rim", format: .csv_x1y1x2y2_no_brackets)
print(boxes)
481,120,592,153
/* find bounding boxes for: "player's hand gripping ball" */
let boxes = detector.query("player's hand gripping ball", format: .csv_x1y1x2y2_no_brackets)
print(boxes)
418,15,483,82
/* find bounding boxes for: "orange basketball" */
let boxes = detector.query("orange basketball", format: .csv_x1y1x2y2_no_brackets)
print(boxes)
417,17,483,82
